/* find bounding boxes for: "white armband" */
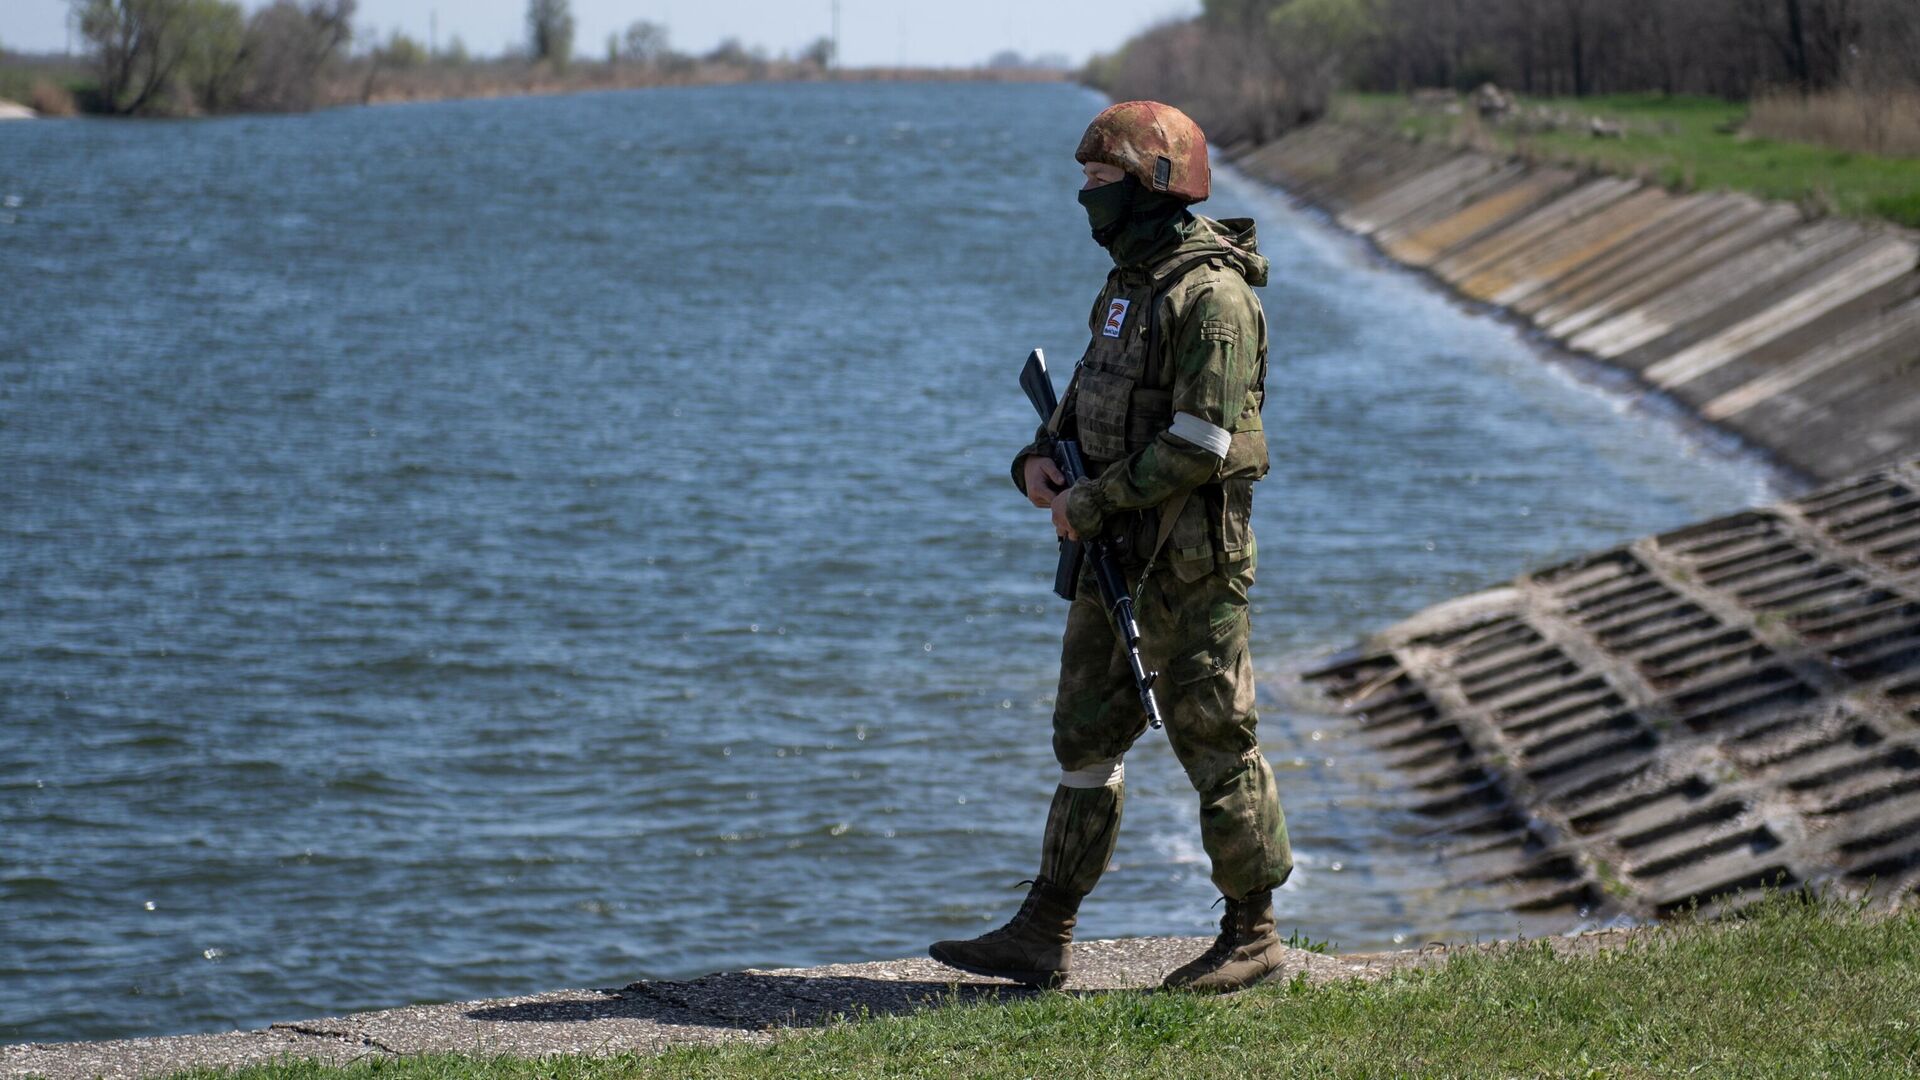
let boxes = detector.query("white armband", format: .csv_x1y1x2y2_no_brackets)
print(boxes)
1168,412,1231,458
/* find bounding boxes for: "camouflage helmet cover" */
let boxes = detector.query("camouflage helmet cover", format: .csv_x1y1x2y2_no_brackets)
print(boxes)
1074,100,1210,204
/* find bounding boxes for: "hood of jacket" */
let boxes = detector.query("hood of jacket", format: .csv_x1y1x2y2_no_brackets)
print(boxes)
1147,213,1269,288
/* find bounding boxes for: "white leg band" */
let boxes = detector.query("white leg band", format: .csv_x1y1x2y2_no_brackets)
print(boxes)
1060,757,1125,789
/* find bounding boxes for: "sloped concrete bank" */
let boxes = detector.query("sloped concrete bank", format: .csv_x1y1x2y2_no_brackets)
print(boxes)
1305,456,1920,918
1232,125,1920,481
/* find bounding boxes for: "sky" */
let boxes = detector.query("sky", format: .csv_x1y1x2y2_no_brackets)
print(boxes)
3,1,1201,68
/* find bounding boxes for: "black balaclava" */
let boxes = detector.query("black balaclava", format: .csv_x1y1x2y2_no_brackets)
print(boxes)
1077,174,1192,268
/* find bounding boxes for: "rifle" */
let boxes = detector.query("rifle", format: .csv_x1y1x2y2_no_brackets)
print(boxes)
1019,348,1164,730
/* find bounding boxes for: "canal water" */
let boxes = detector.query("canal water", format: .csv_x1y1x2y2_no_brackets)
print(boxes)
0,82,1781,1042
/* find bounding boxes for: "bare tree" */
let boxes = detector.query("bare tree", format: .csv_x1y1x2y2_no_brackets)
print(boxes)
73,0,192,114
799,36,835,70
71,0,255,115
526,0,574,69
176,0,247,110
619,20,669,66
239,0,353,112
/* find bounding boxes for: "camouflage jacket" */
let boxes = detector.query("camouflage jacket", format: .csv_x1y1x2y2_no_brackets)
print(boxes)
1014,214,1271,581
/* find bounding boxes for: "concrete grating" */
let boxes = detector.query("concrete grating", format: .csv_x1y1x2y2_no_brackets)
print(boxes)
1303,457,1920,919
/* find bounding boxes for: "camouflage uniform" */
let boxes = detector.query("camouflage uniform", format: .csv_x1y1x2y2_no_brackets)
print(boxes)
1013,214,1292,902
930,100,1290,994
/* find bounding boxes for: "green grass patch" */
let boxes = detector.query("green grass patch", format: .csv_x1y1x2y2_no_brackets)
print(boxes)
167,895,1920,1079
1333,91,1920,226
0,59,95,113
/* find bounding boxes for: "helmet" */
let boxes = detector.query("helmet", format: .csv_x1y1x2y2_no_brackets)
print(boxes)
1074,100,1210,204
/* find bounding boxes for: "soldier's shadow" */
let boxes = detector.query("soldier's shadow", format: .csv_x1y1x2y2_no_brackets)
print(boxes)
465,971,1108,1032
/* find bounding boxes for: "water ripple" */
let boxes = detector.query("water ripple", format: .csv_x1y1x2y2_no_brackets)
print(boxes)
0,82,1781,1044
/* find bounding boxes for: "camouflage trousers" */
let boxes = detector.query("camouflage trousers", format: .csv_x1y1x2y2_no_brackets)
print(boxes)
1042,555,1292,902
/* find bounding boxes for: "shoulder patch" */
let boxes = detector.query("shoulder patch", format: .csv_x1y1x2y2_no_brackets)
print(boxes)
1199,319,1238,344
1102,298,1131,338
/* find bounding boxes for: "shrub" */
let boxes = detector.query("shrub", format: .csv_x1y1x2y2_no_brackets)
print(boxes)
29,78,79,116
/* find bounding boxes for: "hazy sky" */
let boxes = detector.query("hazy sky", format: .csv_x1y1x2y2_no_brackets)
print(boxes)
4,1,1201,68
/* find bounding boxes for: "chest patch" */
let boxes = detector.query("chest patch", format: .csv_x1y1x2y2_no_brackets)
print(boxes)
1102,298,1131,338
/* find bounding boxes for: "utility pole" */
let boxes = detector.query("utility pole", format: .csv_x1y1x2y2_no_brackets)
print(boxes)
831,0,840,71
430,9,438,58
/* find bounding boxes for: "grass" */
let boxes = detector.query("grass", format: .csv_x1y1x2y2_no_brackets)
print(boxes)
0,61,91,116
1333,91,1920,228
161,894,1920,1079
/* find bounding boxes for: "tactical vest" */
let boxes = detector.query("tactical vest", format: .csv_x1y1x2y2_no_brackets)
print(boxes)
1062,245,1269,580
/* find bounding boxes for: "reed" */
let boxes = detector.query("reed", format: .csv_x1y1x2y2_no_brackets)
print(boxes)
1748,87,1920,159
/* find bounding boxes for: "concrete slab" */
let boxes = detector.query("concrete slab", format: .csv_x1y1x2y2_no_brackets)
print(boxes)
1386,170,1581,268
1338,151,1504,237
1374,162,1530,252
1644,235,1918,390
1431,177,1643,289
1665,273,1920,409
1539,201,1800,341
1480,188,1688,308
1569,220,1870,362
1700,292,1920,422
1509,194,1726,318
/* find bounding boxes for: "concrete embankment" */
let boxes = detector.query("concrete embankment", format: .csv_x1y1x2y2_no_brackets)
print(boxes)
1305,455,1920,918
1233,125,1920,481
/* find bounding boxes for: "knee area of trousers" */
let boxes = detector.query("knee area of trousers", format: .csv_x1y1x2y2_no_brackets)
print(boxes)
1179,746,1269,799
1057,754,1126,789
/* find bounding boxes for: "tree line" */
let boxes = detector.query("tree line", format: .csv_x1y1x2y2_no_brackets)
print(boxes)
73,0,354,115
59,0,840,117
1090,0,1920,145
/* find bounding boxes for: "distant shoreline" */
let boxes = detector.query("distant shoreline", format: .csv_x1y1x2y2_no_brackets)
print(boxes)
0,60,1072,122
354,65,1070,110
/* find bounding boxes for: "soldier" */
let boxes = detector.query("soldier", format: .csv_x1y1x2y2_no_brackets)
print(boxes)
930,101,1292,994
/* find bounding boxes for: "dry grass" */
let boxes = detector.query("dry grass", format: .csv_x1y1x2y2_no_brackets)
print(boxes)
28,78,78,116
1749,87,1920,159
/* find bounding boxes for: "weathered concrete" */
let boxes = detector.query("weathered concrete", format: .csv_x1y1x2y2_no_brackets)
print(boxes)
1234,126,1920,480
2,937,1431,1078
1477,187,1686,308
1304,457,1920,919
1537,199,1801,340
1569,219,1873,363
1390,171,1583,268
1431,177,1643,289
1643,232,1919,391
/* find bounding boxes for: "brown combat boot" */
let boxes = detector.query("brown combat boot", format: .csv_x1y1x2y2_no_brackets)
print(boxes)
1161,888,1286,993
928,878,1081,988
